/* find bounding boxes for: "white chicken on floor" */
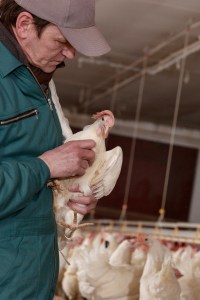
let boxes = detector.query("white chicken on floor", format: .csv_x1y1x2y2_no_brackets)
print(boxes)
61,247,80,300
62,231,121,299
56,231,84,299
131,246,147,271
139,235,181,300
52,110,123,245
174,246,200,300
62,232,116,300
74,238,142,300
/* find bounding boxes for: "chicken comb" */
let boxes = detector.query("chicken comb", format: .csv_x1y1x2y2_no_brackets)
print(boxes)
91,110,115,129
92,110,114,120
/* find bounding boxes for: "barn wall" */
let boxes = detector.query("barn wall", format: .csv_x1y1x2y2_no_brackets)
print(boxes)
72,126,197,222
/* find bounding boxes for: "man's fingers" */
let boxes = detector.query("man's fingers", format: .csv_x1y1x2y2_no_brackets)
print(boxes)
67,193,97,214
78,140,96,166
81,159,89,169
69,194,96,204
68,184,80,192
80,149,95,166
79,139,96,149
68,201,97,215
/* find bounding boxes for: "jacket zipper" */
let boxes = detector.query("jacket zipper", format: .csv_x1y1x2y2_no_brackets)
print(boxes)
27,67,59,145
26,67,52,107
0,109,38,125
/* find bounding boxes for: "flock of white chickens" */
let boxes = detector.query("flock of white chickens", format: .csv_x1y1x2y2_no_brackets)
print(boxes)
54,230,200,300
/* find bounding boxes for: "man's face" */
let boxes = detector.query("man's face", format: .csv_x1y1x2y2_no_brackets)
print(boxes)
21,23,76,73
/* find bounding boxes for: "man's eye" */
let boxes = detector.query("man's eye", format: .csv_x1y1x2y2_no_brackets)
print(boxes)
56,40,65,45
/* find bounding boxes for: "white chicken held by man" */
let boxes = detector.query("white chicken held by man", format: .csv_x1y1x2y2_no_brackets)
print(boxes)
53,110,123,244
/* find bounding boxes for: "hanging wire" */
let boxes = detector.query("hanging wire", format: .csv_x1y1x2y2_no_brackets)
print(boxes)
105,70,120,148
158,25,191,222
119,52,149,221
110,70,120,113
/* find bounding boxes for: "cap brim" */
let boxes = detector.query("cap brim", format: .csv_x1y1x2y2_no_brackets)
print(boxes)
59,26,111,57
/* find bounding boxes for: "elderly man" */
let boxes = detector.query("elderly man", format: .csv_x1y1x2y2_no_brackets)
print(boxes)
0,0,110,298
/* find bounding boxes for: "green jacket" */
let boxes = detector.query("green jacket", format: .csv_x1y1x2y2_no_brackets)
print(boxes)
0,42,63,299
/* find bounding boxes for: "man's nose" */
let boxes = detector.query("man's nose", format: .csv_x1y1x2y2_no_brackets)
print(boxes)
62,45,76,59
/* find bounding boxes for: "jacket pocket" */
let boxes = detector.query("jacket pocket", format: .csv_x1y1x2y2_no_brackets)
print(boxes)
0,109,38,125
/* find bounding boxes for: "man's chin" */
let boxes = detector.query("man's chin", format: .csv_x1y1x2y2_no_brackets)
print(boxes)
42,66,57,73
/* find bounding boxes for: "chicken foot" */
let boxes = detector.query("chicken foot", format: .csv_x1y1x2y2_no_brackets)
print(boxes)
47,179,63,194
58,211,94,239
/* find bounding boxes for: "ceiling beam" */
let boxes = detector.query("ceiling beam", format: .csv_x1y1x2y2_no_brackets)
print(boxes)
81,20,200,108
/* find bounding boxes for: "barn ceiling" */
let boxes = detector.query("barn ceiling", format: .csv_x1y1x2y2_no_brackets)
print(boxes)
54,0,200,134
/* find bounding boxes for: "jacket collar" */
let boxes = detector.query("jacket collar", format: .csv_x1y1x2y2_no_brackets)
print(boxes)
0,21,29,63
0,21,25,77
0,41,23,77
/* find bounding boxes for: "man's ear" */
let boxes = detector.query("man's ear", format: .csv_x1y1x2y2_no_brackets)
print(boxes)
14,12,33,39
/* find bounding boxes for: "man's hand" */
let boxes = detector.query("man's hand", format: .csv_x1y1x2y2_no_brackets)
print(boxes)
67,184,97,215
39,139,96,178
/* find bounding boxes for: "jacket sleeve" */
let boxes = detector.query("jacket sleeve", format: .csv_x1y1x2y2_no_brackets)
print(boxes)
0,157,50,219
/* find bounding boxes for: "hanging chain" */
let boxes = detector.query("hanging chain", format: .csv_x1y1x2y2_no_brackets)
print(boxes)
158,25,191,222
119,53,149,221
